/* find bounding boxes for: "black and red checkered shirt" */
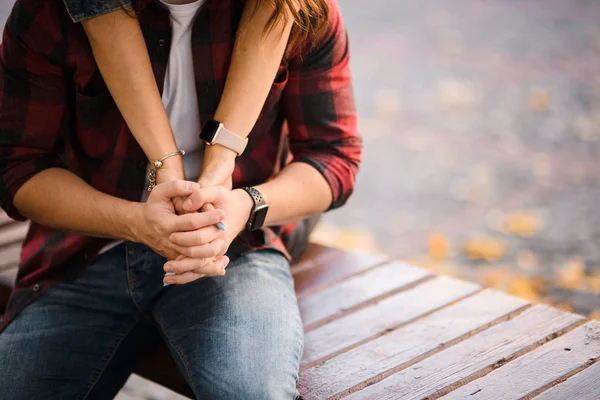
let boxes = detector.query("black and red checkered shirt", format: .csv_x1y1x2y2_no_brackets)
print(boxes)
0,0,361,329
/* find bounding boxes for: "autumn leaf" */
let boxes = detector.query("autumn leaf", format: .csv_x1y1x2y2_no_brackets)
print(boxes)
508,276,544,301
556,257,586,290
503,211,540,237
590,310,600,320
481,268,509,289
555,302,574,313
428,233,450,261
462,237,506,261
529,89,550,112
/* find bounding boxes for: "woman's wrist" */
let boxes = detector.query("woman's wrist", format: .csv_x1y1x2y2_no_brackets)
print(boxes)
204,144,237,163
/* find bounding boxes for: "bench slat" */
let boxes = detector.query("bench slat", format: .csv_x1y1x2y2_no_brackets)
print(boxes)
440,321,600,400
534,359,600,400
302,276,480,368
293,247,386,298
346,306,584,400
299,261,432,330
299,289,529,400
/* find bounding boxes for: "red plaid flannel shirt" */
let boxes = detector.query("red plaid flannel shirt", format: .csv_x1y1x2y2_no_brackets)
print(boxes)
0,0,361,329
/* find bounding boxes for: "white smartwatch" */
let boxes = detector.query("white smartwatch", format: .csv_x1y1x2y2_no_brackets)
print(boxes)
199,120,248,156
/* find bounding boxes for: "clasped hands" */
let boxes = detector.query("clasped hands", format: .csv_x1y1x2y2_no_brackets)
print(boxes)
134,148,252,286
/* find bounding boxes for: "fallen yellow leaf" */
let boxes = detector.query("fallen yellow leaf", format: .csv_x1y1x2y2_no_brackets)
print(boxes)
504,211,540,237
555,302,574,313
529,89,550,112
463,237,506,262
428,233,450,261
556,257,586,290
509,276,544,301
481,268,509,289
590,310,600,320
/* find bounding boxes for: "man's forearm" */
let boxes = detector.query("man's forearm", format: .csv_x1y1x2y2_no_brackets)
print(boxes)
13,168,141,241
252,162,333,227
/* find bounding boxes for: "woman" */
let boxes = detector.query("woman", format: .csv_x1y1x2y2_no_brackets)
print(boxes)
0,0,360,398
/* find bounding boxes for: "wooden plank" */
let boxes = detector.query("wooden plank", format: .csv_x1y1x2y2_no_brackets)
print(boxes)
534,360,600,400
302,276,480,368
344,305,584,400
440,321,600,400
299,290,529,400
299,261,432,330
293,246,387,298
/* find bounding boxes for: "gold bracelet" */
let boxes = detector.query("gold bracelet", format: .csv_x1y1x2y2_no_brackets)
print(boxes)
147,149,185,192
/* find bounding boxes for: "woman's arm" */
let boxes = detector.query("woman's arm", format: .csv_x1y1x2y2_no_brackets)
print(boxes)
81,6,185,182
66,0,295,188
199,0,295,186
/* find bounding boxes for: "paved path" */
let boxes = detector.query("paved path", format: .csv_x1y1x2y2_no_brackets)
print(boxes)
317,0,600,317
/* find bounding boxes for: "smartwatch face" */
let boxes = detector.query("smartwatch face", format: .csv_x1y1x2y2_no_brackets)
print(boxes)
252,203,269,231
200,120,221,143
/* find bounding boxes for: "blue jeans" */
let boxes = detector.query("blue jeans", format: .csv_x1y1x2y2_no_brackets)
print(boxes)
62,0,133,23
0,243,303,399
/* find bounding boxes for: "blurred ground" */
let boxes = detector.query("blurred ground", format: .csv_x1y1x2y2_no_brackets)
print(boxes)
313,0,600,318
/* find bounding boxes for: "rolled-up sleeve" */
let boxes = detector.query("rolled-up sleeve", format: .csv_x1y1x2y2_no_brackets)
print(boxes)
283,0,362,211
0,1,69,220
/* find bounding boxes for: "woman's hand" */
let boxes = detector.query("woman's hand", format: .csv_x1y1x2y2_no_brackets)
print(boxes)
133,180,226,260
155,155,189,214
162,186,253,285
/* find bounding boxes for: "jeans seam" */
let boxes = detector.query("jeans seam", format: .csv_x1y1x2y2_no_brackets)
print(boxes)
153,311,200,399
78,316,141,400
125,243,152,319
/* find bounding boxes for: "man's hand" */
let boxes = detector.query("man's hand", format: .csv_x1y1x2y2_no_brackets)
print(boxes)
132,180,226,260
162,186,253,285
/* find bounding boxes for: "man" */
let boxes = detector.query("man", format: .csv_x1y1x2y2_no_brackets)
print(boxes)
0,0,361,398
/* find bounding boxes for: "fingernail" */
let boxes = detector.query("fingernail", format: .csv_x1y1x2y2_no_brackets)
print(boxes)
163,282,170,287
184,199,192,209
216,222,226,231
164,272,176,277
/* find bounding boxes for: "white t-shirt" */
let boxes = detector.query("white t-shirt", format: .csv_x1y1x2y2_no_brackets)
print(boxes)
102,0,205,253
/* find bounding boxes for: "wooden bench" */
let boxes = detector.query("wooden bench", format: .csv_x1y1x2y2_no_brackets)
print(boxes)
1,214,600,399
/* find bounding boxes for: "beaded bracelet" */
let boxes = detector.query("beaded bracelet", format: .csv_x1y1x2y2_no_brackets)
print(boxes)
147,150,185,191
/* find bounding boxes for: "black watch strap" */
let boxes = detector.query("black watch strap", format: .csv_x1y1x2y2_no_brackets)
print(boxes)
241,187,269,231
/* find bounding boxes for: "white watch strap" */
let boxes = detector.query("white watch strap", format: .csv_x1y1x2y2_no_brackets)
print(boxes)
215,126,248,156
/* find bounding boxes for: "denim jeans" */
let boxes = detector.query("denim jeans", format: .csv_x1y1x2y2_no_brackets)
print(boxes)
62,0,133,23
0,243,303,399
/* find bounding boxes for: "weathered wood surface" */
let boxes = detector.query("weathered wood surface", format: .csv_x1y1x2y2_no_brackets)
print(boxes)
299,290,529,399
344,306,584,400
441,321,600,400
534,357,600,400
1,213,600,399
299,261,432,330
302,276,481,368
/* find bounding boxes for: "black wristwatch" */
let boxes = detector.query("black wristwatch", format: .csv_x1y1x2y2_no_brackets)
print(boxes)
241,187,269,231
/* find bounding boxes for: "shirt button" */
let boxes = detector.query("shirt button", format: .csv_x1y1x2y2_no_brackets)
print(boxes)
158,39,165,47
32,283,40,292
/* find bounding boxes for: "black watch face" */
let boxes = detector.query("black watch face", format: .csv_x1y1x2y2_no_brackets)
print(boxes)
251,203,269,231
200,119,220,142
